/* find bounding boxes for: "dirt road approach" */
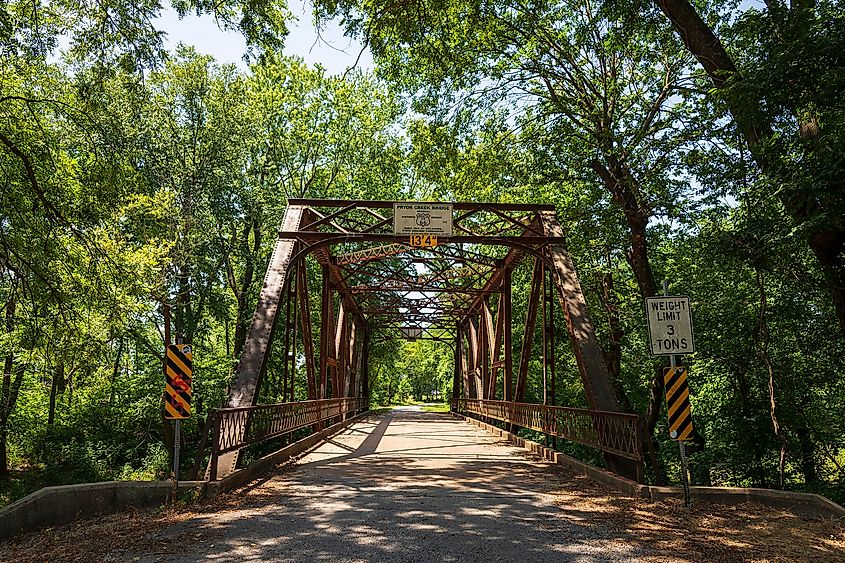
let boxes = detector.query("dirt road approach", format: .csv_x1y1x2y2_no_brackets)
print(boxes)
5,407,844,562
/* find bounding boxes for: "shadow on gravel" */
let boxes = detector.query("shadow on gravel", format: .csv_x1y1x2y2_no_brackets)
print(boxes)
11,409,841,563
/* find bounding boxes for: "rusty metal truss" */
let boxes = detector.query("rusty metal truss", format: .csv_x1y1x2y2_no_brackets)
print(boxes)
213,199,642,482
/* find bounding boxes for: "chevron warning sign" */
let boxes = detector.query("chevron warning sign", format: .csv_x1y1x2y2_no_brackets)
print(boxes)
164,344,192,420
663,366,693,441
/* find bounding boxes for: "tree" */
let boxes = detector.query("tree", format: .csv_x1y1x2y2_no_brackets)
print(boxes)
652,0,845,337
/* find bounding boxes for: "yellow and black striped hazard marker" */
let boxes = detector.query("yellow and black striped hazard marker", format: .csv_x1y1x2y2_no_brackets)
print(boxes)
663,366,693,441
164,344,192,420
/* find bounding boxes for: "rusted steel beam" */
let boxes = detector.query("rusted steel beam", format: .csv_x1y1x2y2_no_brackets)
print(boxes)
462,328,471,399
467,316,480,399
480,299,491,400
547,264,557,409
541,263,551,448
226,205,305,408
539,211,640,481
215,204,306,479
515,258,543,402
349,286,491,294
348,317,360,398
337,303,349,398
503,269,514,402
332,296,346,399
452,327,461,403
336,243,408,265
319,263,332,400
297,262,317,400
286,263,299,402
361,323,370,401
490,293,504,400
287,198,555,212
538,211,617,411
278,232,564,246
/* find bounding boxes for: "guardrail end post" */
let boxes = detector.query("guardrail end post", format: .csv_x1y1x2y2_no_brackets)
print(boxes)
209,412,220,482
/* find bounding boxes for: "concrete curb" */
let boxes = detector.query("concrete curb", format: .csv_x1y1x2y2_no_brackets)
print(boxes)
456,412,845,520
1,411,371,541
205,411,370,497
0,480,206,540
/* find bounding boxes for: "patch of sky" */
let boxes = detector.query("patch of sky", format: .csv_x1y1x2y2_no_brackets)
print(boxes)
155,2,372,74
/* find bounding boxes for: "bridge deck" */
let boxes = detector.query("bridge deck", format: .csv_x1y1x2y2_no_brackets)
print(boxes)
5,408,843,562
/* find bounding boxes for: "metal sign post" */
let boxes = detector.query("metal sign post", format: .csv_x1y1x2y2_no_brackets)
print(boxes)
668,353,691,507
164,343,192,503
656,280,692,507
172,419,181,501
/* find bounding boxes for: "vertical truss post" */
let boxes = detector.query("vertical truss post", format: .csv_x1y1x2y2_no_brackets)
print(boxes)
333,296,347,399
541,261,550,447
481,299,493,400
319,263,333,401
542,261,549,407
452,325,462,404
467,316,480,399
215,204,305,479
547,263,557,411
516,258,543,402
490,294,504,400
461,324,470,399
289,266,299,402
503,269,514,402
361,322,370,405
347,316,359,397
281,263,297,402
298,261,317,400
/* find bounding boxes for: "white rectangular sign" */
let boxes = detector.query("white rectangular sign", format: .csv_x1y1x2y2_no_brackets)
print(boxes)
645,296,695,356
393,203,453,236
401,326,423,340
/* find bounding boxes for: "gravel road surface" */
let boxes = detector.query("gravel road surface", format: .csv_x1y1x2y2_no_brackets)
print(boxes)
4,407,843,562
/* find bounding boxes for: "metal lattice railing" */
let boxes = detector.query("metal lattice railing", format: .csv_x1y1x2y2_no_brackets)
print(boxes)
454,399,643,461
207,398,368,479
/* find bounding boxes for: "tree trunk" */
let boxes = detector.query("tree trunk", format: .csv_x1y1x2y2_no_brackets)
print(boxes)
229,215,262,359
1,293,23,475
598,269,634,414
48,363,63,426
796,427,817,485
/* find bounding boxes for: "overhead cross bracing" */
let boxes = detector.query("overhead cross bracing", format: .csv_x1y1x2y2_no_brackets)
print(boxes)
213,199,643,482
269,200,559,351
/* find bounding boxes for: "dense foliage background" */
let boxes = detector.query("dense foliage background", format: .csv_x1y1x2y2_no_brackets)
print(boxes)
1,0,843,505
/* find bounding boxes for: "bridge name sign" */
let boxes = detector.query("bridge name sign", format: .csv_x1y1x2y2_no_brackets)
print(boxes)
645,296,695,356
393,203,453,236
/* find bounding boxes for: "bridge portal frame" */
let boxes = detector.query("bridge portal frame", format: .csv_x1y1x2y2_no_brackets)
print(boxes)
213,199,642,481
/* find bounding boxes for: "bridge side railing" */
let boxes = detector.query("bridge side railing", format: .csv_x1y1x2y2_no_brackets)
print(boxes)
453,399,644,462
206,397,368,480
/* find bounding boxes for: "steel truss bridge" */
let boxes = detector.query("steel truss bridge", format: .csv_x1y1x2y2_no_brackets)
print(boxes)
201,199,648,482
